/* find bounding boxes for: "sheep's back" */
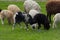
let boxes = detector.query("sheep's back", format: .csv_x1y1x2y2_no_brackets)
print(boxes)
1,10,13,18
8,5,20,13
46,1,60,14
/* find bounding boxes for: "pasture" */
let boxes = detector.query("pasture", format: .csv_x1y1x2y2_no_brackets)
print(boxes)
0,1,60,40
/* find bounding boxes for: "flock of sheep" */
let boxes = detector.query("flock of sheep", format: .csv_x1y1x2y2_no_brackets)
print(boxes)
0,0,60,31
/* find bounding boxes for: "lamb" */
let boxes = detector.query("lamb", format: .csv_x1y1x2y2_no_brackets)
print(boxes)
52,13,60,28
8,4,20,14
24,0,41,13
46,1,60,22
0,10,14,25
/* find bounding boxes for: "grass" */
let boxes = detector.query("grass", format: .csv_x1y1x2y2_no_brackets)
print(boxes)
0,1,60,40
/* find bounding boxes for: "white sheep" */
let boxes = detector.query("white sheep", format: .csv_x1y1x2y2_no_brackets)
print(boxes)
52,13,60,28
0,10,14,25
8,4,20,14
24,0,41,13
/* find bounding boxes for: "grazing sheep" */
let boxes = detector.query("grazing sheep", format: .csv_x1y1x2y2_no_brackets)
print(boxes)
27,9,50,30
46,1,60,22
53,13,60,28
12,12,29,30
24,0,41,13
0,10,14,25
8,4,20,14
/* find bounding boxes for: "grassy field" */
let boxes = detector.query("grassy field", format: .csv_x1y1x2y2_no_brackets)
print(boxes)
0,1,60,40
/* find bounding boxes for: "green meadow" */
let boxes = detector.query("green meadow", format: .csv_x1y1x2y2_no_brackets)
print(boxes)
0,1,60,40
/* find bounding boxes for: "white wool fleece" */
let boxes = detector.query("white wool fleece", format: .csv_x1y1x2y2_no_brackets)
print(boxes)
29,9,39,18
53,13,60,28
24,0,41,13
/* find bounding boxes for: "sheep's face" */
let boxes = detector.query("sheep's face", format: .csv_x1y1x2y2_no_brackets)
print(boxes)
15,12,25,23
27,14,36,24
24,14,37,29
30,23,38,29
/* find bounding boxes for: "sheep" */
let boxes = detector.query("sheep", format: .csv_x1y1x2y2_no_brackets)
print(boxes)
46,1,60,22
52,13,60,28
27,9,50,30
0,10,14,25
12,11,29,30
24,0,41,13
8,4,20,14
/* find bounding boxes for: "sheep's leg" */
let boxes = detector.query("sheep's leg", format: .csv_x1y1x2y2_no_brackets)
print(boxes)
52,21,57,29
47,13,51,22
18,23,22,29
10,17,14,24
25,22,29,31
12,21,16,31
38,24,41,30
36,23,41,32
38,23,41,30
12,15,16,31
49,14,51,22
13,22,15,31
44,24,49,30
1,17,4,25
8,18,11,25
48,13,51,22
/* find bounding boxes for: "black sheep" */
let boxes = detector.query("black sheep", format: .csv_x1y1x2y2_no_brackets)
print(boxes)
28,13,50,30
